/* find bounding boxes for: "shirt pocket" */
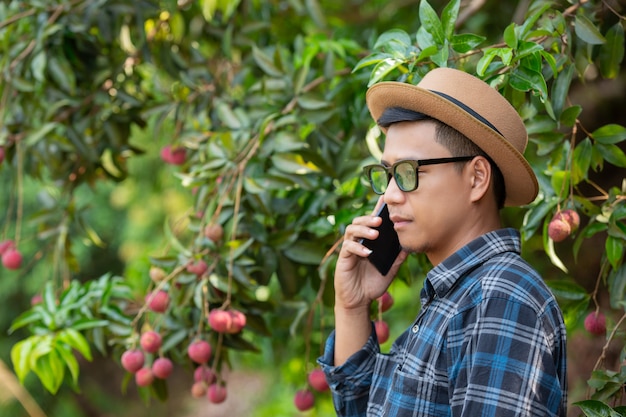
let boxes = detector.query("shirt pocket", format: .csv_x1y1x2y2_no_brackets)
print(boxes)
368,354,450,417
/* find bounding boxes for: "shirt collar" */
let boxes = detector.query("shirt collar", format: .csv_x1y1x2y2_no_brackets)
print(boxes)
424,228,522,300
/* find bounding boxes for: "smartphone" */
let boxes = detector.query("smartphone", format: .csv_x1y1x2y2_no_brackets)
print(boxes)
359,203,401,275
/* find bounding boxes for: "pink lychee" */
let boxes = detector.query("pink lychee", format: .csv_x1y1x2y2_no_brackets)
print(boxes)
375,320,390,344
121,349,145,374
207,383,227,404
308,368,329,392
548,217,571,242
140,331,162,353
145,290,169,313
294,389,315,411
135,367,154,387
188,340,212,364
584,311,606,336
152,357,173,379
2,248,22,270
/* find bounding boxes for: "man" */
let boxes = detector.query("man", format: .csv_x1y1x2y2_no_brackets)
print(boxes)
318,68,567,416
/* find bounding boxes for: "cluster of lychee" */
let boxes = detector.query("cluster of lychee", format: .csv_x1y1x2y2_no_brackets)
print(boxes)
0,239,23,270
548,209,580,242
293,368,330,411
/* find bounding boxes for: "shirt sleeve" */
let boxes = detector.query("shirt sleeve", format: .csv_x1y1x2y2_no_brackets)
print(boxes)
317,323,380,417
448,297,566,417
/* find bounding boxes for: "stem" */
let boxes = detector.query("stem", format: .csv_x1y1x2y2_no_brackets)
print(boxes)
592,312,626,373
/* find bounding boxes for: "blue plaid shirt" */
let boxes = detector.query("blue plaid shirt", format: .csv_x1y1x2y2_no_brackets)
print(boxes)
319,228,567,416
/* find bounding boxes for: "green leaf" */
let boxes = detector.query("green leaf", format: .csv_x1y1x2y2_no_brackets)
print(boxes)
606,236,623,270
419,0,445,45
57,328,92,361
252,45,283,77
160,328,188,353
477,49,498,76
55,344,80,387
450,33,485,53
546,280,588,301
551,64,574,118
70,319,109,331
32,350,64,394
560,105,581,128
11,338,35,383
368,57,404,86
599,23,625,79
8,309,43,334
373,29,412,50
441,0,460,40
504,23,517,48
283,241,327,265
592,124,626,145
572,138,593,184
297,93,330,110
595,143,626,167
509,66,548,100
25,122,59,147
608,264,626,310
575,399,623,417
574,13,606,45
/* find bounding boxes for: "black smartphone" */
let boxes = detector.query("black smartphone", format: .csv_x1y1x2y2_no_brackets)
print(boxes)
359,203,401,275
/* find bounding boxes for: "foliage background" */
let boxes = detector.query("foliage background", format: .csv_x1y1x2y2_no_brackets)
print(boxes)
0,0,625,416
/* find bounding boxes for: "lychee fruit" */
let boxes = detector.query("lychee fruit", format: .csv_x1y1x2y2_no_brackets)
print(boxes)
377,291,394,312
30,294,43,306
584,311,606,336
204,224,224,242
0,240,14,255
208,310,232,333
194,366,216,384
191,381,207,398
140,331,162,353
135,367,154,387
152,357,173,379
160,145,186,165
548,216,571,242
294,389,315,411
207,383,227,404
186,260,208,277
307,368,329,392
188,340,212,364
145,290,169,313
121,349,145,374
0,146,4,164
149,266,167,282
228,310,246,333
561,209,580,232
2,248,22,270
375,320,390,344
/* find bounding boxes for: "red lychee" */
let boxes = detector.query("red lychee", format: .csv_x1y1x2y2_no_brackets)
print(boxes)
0,240,14,255
2,248,22,270
188,340,212,364
584,311,606,336
307,368,329,392
377,291,394,312
548,217,571,242
146,290,169,313
375,320,390,344
30,294,43,306
191,381,207,398
193,366,216,384
228,310,246,334
204,224,224,242
186,260,208,277
140,331,162,353
160,145,186,165
208,310,232,333
207,383,227,404
294,389,315,411
152,357,173,379
561,209,580,232
135,367,154,387
121,349,145,374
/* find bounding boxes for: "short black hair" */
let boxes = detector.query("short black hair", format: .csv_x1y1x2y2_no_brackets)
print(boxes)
377,107,506,209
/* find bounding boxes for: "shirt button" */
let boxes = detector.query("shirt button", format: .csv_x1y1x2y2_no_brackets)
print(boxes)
412,325,419,333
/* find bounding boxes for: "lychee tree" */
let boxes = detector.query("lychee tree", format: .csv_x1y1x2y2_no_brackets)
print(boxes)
0,0,625,415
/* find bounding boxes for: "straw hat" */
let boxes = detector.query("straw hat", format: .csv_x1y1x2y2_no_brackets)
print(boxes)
366,67,538,207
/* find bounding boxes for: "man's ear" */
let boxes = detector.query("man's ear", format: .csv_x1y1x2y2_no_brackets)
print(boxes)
468,156,491,203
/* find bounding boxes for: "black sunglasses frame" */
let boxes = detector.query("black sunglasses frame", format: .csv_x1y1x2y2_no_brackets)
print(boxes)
363,156,477,195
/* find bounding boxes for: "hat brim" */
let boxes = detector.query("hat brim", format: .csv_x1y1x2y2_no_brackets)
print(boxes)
366,82,538,207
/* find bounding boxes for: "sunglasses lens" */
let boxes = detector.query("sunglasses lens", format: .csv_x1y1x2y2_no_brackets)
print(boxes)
394,161,417,192
368,166,388,194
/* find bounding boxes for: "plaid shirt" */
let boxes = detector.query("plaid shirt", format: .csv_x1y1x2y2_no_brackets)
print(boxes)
319,228,567,417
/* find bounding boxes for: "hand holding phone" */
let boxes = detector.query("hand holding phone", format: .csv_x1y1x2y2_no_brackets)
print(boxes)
359,203,401,275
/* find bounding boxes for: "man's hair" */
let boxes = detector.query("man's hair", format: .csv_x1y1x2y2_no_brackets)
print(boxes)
377,107,506,209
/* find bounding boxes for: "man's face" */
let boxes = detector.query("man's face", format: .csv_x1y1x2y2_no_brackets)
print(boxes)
381,120,473,265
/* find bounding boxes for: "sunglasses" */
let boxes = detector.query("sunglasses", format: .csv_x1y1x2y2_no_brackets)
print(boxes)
363,156,477,195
